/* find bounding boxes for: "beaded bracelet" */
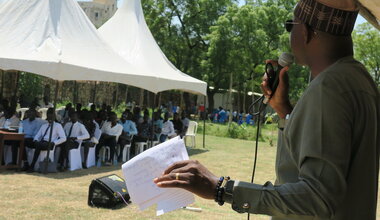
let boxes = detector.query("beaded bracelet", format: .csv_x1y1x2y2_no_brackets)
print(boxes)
214,176,230,206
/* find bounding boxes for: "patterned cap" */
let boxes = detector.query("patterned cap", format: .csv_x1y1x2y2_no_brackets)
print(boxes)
295,0,359,36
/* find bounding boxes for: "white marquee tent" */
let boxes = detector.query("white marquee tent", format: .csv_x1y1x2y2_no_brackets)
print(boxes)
98,0,207,96
0,0,207,95
359,0,380,30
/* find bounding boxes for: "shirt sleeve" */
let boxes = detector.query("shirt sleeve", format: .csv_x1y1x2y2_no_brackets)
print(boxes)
76,124,90,141
169,121,176,136
228,80,353,219
54,124,67,146
130,122,138,135
33,125,44,142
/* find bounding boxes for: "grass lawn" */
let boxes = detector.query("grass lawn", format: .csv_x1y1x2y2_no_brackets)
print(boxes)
0,135,379,219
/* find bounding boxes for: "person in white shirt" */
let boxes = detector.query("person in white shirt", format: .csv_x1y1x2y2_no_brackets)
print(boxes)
160,113,176,143
0,108,20,128
181,111,190,134
81,110,99,168
57,103,73,124
58,111,89,171
118,113,137,162
21,109,47,169
28,108,66,172
96,112,123,165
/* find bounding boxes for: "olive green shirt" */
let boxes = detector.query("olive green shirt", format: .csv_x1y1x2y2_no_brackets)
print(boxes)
228,57,380,219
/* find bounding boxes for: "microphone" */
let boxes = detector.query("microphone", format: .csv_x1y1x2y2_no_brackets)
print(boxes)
263,52,294,104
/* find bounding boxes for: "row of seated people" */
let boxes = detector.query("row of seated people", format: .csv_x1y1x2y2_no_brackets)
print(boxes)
1,106,190,171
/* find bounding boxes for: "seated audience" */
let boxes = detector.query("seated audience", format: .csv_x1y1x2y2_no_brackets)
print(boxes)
118,113,137,162
181,111,190,134
0,107,20,128
160,113,176,143
28,108,66,172
96,112,123,165
58,103,73,124
22,109,47,169
132,107,142,124
81,111,99,168
58,111,89,171
96,111,108,129
172,112,184,136
75,103,82,115
153,112,163,141
135,114,153,143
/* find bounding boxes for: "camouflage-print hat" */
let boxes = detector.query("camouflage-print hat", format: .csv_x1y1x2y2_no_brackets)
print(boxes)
295,0,359,36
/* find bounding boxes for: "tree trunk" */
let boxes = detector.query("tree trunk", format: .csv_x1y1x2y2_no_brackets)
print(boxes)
183,92,192,113
92,81,97,104
243,86,246,113
158,92,162,108
227,72,233,127
139,88,144,107
206,89,215,114
125,85,129,103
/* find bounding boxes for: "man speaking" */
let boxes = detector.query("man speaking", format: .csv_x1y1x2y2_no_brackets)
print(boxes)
154,0,380,219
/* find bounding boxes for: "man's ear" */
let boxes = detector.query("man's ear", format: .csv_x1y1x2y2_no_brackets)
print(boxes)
302,24,315,44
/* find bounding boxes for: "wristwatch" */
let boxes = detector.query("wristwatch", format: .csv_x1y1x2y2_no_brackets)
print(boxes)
278,114,290,130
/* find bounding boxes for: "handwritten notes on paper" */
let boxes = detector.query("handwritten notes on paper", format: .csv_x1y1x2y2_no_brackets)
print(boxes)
121,137,194,216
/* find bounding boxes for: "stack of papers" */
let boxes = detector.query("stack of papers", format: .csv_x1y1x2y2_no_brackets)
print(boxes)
121,137,195,216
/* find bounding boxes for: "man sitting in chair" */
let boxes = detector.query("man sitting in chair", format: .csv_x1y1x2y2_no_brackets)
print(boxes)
58,111,89,171
160,112,176,143
96,112,123,166
28,108,66,172
22,109,47,169
81,110,99,169
118,112,137,162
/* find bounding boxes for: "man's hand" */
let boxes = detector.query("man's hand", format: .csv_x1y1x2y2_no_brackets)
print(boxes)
261,60,293,118
154,160,219,199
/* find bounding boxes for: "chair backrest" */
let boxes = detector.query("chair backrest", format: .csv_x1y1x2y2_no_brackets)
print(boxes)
16,108,29,120
186,121,198,136
38,108,48,120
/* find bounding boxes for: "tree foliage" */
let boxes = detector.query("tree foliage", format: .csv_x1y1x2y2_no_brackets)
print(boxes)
353,22,380,87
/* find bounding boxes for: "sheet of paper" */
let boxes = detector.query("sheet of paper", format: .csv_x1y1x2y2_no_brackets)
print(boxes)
121,137,194,216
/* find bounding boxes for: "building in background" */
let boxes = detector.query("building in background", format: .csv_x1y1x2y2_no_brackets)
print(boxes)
78,0,117,28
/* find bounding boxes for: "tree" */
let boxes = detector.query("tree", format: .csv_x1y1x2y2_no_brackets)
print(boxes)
353,22,380,87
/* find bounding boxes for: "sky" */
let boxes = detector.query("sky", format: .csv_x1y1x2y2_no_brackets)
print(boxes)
77,0,367,28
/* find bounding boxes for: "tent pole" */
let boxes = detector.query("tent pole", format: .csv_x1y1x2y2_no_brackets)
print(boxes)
43,81,59,174
203,96,206,148
150,93,157,149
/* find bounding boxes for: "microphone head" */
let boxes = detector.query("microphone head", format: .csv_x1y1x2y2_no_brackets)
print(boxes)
278,52,294,67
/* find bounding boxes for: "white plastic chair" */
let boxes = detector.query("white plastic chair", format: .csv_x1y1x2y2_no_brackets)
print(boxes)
100,146,111,162
27,145,56,171
68,141,83,171
116,134,134,162
122,143,132,162
38,108,48,120
135,142,147,155
16,108,29,120
185,121,198,148
3,145,13,165
81,128,101,168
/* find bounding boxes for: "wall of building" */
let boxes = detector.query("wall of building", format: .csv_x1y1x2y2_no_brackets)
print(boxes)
78,0,117,28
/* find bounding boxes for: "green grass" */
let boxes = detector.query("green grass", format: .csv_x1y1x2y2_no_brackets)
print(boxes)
0,135,379,219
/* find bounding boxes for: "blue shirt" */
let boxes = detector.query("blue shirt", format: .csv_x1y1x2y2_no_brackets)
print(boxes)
23,118,47,138
118,120,138,135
